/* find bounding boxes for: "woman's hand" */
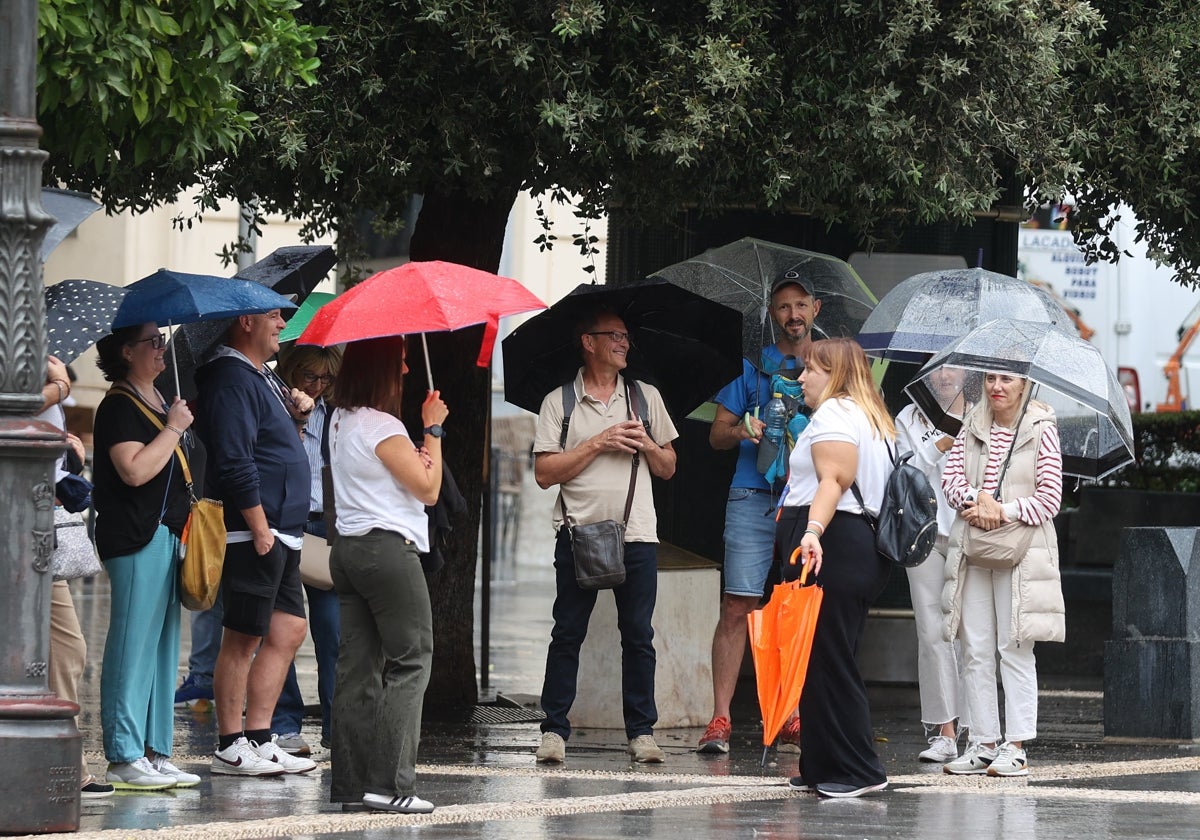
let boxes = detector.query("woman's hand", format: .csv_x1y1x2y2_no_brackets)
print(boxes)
64,432,86,465
789,531,824,577
963,491,1006,530
421,389,449,429
166,396,194,432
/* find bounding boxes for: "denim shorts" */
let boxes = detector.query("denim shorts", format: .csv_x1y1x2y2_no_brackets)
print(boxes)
722,487,778,597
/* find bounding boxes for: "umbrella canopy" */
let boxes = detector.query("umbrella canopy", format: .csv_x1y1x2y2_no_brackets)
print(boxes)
234,244,336,299
857,268,1076,363
649,237,876,365
44,279,126,364
158,248,335,400
501,280,743,418
113,269,296,330
297,260,546,388
280,292,336,343
41,188,101,260
747,563,823,763
905,319,1135,479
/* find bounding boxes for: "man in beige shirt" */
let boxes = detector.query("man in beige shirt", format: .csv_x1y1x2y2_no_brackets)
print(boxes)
531,306,678,764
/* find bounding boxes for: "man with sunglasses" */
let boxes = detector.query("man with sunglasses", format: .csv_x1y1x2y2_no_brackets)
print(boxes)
193,310,319,778
698,271,821,755
531,306,679,765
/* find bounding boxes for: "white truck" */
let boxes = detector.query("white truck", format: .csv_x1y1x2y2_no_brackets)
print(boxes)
1017,204,1200,413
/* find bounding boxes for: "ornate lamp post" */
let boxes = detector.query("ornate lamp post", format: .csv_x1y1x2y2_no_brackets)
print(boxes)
0,0,82,833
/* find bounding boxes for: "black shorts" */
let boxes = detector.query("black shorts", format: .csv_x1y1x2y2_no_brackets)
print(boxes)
221,538,305,637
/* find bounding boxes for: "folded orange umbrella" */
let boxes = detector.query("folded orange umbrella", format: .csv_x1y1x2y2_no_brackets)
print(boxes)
747,548,824,765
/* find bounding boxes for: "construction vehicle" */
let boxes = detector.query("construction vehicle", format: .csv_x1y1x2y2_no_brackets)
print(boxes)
1156,299,1200,412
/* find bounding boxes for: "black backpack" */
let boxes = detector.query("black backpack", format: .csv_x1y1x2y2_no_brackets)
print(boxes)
851,444,938,568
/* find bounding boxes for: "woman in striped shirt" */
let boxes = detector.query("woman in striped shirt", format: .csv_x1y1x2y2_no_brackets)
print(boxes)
940,372,1064,779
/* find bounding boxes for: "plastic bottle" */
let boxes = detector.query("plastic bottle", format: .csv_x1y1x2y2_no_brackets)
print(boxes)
763,392,788,448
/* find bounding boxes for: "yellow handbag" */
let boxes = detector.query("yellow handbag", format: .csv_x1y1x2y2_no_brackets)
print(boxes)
119,392,226,610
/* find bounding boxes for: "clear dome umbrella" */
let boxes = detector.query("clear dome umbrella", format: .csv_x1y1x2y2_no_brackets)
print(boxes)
904,319,1135,480
858,268,1077,363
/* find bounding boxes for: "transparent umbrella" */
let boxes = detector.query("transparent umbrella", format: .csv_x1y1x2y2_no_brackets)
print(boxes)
904,319,1135,479
858,268,1076,362
649,237,876,365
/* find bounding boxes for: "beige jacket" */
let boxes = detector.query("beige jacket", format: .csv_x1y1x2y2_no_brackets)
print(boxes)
942,398,1066,644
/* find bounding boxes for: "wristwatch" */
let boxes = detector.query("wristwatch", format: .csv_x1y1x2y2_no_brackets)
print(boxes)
423,424,445,438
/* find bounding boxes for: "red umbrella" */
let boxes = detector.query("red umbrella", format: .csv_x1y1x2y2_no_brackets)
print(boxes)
747,551,823,765
296,260,546,388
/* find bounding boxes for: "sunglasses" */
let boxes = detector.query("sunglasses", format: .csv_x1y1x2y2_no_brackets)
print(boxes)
129,332,167,350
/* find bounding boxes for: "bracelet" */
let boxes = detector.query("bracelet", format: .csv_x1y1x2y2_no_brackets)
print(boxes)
803,528,822,539
164,424,184,437
51,379,68,404
806,519,825,536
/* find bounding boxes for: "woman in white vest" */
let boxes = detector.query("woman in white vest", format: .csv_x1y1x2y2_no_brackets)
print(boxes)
941,372,1064,778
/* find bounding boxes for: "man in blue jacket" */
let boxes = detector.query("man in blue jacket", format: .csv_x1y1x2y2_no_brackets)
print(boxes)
194,310,318,778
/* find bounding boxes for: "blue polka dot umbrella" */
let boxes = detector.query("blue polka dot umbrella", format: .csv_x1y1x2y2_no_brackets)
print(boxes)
44,278,126,364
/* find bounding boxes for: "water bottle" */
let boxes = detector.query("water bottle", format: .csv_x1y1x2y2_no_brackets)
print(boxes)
763,392,788,447
757,392,789,475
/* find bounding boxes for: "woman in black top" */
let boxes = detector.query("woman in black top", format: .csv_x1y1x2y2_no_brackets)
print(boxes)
92,322,200,792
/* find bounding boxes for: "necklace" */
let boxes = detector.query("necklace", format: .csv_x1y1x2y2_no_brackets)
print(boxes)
124,379,164,412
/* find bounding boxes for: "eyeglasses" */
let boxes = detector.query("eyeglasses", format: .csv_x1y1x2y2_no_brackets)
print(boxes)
587,330,631,344
129,332,167,350
299,371,335,386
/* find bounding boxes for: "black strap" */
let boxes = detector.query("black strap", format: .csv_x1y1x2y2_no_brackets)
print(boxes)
850,440,896,528
319,401,332,466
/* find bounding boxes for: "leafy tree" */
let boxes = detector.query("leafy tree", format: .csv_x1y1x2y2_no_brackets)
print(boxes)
36,0,1200,708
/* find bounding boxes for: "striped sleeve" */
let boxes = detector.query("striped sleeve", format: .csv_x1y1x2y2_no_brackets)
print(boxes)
1014,424,1063,525
941,431,971,509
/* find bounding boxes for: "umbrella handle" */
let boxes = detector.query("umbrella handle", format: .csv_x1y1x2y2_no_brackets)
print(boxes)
421,332,434,392
787,547,813,585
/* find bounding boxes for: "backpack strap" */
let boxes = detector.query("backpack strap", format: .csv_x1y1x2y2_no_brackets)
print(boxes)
559,383,576,450
850,440,896,525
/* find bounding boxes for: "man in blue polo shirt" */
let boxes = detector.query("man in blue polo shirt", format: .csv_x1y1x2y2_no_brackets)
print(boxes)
698,271,821,754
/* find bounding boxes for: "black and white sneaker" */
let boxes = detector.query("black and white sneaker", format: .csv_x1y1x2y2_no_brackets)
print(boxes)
815,781,888,798
362,792,435,814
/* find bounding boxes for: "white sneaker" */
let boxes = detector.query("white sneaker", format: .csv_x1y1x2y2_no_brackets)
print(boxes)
918,734,959,763
535,732,566,763
106,756,176,791
212,736,287,776
362,792,435,813
987,742,1029,777
253,735,318,774
149,754,201,788
943,742,998,775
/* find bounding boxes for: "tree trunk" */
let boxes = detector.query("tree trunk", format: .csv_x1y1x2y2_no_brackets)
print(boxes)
406,185,518,712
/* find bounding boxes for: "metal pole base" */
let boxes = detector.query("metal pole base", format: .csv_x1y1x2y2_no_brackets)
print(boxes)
0,696,81,833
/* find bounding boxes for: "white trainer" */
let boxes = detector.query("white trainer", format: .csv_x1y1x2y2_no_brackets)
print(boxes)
918,734,959,763
149,754,201,787
363,792,435,813
253,734,318,774
987,742,1029,777
943,742,998,775
212,736,287,776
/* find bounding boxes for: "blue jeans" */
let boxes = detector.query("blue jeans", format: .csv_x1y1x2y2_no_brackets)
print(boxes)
540,530,658,740
721,487,778,597
272,519,339,741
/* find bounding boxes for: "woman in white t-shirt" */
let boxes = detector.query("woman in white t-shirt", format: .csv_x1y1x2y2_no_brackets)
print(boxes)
327,335,447,815
777,337,894,799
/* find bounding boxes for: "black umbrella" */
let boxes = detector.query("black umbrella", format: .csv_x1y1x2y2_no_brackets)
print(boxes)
501,280,742,418
649,237,877,365
44,278,126,363
158,245,336,400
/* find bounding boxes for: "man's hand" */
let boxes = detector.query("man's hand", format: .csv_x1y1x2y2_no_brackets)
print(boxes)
253,530,276,556
594,420,644,454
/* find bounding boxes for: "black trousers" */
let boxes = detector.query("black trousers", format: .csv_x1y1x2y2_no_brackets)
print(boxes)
777,506,890,788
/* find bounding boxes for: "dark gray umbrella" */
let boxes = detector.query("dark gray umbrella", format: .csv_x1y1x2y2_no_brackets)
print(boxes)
649,237,876,366
905,318,1135,480
157,245,336,400
41,188,101,260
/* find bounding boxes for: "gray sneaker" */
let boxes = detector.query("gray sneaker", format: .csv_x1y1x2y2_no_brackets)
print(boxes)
628,734,666,763
535,732,565,763
273,732,312,757
106,756,177,791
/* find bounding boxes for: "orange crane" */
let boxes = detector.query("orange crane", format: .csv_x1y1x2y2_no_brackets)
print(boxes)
1156,299,1200,412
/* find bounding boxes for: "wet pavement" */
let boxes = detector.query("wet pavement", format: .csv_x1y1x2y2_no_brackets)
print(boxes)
26,466,1200,838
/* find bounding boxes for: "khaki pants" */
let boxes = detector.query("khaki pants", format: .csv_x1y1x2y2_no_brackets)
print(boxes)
49,579,92,783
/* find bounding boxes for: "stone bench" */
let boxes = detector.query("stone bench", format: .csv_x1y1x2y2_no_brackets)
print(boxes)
571,542,720,729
